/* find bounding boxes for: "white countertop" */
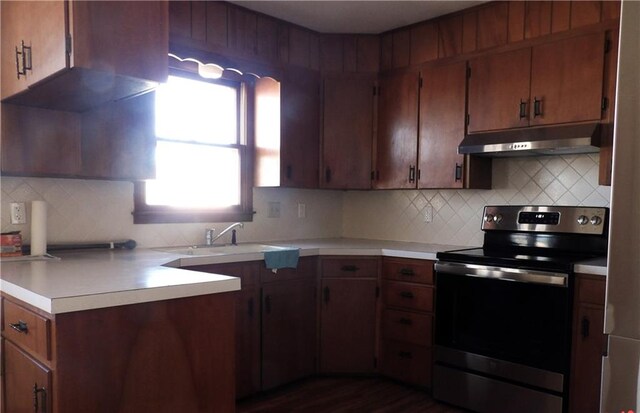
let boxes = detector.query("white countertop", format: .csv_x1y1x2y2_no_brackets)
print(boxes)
0,238,607,314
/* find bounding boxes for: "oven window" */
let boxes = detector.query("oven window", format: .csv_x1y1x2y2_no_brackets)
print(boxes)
435,272,571,373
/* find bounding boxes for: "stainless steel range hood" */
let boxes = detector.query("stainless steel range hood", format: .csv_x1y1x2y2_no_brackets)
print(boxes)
458,123,602,157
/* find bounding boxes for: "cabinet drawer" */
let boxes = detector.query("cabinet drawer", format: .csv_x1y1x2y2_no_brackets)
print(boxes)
382,281,434,312
381,309,432,346
577,275,606,305
321,257,378,278
383,258,434,284
261,256,317,283
380,339,432,388
2,298,51,361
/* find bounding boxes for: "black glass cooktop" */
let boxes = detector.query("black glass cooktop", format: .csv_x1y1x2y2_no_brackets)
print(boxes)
436,247,603,273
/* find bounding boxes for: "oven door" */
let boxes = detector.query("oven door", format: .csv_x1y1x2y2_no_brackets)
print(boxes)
433,261,573,413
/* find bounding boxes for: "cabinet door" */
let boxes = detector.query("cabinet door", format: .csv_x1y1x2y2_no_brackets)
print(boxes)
320,278,378,374
468,48,531,133
262,278,316,390
281,67,320,188
1,0,67,99
321,74,375,189
236,286,261,399
530,32,605,126
3,339,52,413
418,61,466,189
375,71,419,189
569,304,605,413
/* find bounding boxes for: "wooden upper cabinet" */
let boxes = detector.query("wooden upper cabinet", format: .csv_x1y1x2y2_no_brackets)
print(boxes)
468,48,532,133
375,71,419,189
279,68,320,188
469,32,606,133
228,6,257,57
529,32,605,126
321,74,375,189
410,22,438,65
438,15,463,58
476,2,508,50
418,62,466,189
1,1,66,99
1,1,168,111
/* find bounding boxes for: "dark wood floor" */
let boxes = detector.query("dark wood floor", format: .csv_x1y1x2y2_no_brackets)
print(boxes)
237,377,469,413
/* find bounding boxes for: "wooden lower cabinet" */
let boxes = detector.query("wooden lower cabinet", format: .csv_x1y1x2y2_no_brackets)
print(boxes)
3,340,52,413
319,257,379,374
569,274,606,413
262,276,317,389
1,292,236,413
379,257,435,388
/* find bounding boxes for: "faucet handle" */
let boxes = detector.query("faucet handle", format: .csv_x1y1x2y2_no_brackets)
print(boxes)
205,228,215,245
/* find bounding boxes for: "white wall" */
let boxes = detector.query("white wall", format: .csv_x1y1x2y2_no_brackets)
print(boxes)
0,154,610,249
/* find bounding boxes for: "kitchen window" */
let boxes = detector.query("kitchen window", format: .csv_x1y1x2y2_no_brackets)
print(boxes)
133,71,253,224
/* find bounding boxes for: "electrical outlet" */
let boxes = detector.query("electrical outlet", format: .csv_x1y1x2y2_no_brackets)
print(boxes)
424,205,433,223
297,203,306,219
10,202,27,224
268,202,281,218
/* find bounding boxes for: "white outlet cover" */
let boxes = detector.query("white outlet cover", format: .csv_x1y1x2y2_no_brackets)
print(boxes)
424,205,433,223
298,203,306,218
10,202,27,224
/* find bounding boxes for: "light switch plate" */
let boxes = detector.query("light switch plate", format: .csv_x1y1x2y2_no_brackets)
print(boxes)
297,203,306,219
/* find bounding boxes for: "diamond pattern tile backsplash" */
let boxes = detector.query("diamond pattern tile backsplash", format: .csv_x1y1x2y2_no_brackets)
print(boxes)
1,154,610,248
343,154,610,247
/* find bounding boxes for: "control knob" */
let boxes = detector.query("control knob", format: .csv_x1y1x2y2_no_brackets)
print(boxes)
590,216,602,226
484,214,494,223
493,214,503,223
577,215,589,225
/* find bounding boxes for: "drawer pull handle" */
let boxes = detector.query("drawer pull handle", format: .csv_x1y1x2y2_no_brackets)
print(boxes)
10,320,28,334
33,384,47,413
341,265,360,272
399,318,413,325
399,268,415,276
400,291,414,299
398,351,413,359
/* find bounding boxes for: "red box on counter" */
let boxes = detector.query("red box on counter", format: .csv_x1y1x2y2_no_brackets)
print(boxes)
1,233,22,257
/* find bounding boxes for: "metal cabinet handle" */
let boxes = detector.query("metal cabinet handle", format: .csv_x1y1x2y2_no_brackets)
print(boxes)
581,317,590,339
533,97,542,117
9,320,28,334
341,265,359,272
408,166,416,183
15,40,32,79
398,317,413,325
399,291,414,299
325,167,332,183
323,286,330,303
519,99,528,119
265,295,272,314
33,384,47,413
399,268,415,276
398,351,413,359
286,165,292,180
455,163,463,182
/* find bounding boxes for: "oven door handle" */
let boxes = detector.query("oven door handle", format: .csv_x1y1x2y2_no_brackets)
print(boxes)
434,261,568,287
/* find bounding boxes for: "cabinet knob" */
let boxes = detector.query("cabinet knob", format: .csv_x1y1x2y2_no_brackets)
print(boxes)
399,268,415,276
455,163,463,182
15,40,32,79
519,99,528,119
533,97,542,117
33,384,47,413
399,291,414,299
9,320,28,334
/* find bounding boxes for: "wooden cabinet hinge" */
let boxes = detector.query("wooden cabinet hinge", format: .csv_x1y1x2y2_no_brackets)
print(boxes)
65,35,72,56
466,113,470,126
602,97,609,111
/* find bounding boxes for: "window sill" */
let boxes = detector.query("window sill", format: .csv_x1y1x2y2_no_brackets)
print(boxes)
133,209,254,224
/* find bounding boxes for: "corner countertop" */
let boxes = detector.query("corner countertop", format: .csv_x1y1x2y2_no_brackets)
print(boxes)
0,238,607,315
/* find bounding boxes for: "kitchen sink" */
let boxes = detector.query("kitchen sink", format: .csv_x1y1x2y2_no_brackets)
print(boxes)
158,243,292,256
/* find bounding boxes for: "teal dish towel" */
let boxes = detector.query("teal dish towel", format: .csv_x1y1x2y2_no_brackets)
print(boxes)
264,248,300,272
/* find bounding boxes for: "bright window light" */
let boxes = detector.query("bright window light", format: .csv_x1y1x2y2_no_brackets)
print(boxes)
146,74,242,209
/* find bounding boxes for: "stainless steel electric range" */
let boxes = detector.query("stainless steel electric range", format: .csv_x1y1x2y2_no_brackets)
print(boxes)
433,205,608,413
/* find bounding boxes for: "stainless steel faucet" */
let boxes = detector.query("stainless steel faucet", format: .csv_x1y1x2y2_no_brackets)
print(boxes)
205,222,244,246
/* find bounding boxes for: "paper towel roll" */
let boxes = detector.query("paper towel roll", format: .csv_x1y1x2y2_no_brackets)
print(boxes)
31,201,47,256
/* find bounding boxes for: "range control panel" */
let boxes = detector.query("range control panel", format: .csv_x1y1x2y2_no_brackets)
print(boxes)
482,206,608,235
